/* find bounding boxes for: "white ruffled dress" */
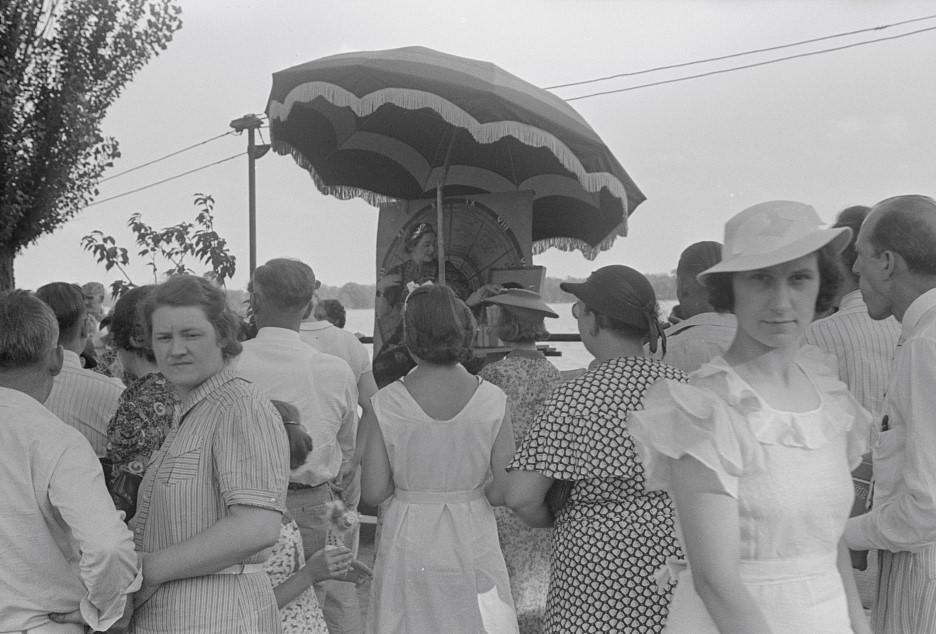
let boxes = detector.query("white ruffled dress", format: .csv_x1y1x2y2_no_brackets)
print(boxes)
630,347,870,633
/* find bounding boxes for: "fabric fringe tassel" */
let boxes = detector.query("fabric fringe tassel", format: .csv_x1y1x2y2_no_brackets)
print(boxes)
272,137,628,259
269,82,632,210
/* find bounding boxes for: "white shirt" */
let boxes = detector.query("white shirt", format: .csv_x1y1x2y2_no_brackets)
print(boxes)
299,319,371,382
846,288,936,552
805,289,900,415
662,312,737,373
236,327,358,486
44,349,124,456
0,387,140,632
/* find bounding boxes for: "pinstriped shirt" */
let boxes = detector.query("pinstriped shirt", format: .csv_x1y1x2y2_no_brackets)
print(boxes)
44,349,124,456
804,290,900,416
131,369,289,634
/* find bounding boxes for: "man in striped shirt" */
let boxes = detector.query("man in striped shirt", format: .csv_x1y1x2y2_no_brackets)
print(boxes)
663,241,737,372
37,282,124,457
805,206,901,607
844,195,936,634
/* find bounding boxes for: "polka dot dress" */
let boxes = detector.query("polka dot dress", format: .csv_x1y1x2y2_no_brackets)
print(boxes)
509,356,687,633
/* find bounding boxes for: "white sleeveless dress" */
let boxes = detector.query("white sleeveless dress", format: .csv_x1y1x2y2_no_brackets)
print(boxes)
367,378,518,634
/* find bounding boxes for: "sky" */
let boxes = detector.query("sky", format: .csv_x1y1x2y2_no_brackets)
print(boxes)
14,0,936,294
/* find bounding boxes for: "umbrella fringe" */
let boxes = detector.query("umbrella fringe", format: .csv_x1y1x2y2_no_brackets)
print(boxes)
269,83,631,211
274,135,630,259
274,139,400,206
532,222,628,261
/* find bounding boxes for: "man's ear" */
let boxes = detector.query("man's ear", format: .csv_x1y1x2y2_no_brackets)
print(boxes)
880,249,901,279
48,345,64,378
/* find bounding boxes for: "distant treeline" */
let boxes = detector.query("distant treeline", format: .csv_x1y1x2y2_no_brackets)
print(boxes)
316,273,677,310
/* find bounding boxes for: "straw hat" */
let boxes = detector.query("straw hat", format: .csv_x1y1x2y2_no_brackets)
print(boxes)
698,200,851,283
483,288,558,318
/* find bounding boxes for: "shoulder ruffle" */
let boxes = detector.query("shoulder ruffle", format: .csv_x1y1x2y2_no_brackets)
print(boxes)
629,378,754,498
693,350,868,454
798,345,871,468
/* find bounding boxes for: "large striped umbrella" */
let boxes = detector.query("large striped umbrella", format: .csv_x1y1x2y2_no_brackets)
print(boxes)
266,46,645,262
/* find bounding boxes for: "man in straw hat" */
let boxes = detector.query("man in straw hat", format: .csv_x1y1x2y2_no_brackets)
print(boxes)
844,194,936,634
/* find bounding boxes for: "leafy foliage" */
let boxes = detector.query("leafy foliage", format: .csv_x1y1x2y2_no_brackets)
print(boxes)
0,0,182,289
81,194,237,298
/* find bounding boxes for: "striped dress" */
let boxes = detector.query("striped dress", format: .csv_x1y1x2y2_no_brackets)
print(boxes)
130,370,289,634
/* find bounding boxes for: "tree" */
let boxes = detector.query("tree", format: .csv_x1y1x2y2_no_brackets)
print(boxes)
81,193,237,298
0,0,182,290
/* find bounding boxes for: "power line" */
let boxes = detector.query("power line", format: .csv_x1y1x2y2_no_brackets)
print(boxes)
548,13,936,90
564,24,936,102
86,152,244,208
100,131,235,183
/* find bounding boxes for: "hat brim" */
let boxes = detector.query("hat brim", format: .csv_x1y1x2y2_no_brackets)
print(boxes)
485,292,558,318
697,227,851,283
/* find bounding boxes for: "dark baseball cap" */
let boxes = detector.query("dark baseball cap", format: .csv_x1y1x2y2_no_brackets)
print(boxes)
560,265,657,330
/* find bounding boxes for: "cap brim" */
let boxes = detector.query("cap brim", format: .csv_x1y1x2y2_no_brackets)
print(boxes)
698,227,851,283
485,293,558,318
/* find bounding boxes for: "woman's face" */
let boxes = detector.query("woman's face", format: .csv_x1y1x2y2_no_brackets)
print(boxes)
151,304,226,399
410,232,436,264
731,253,820,352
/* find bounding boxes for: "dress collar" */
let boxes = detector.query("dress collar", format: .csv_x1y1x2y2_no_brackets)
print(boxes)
177,367,239,420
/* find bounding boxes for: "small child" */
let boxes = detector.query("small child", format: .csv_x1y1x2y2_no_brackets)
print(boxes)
266,400,368,634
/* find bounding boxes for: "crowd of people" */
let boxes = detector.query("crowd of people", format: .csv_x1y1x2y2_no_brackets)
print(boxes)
2,193,935,634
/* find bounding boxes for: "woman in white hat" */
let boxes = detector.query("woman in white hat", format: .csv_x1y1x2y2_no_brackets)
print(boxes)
478,288,561,633
630,201,872,633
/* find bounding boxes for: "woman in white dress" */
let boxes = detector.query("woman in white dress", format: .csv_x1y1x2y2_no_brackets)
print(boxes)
361,283,519,633
630,201,872,633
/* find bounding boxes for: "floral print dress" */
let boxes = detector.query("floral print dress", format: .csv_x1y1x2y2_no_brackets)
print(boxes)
106,372,176,478
480,350,561,633
265,515,329,634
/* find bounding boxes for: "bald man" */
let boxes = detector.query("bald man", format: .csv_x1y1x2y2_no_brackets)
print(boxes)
844,195,936,633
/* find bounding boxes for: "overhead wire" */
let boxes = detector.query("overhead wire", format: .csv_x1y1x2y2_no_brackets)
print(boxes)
547,13,936,90
100,130,236,183
86,152,244,208
85,16,934,207
564,23,936,101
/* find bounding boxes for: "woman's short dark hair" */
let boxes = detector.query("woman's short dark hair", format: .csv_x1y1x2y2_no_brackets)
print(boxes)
705,245,842,315
404,284,475,364
313,299,347,329
494,307,549,344
110,285,156,362
587,309,648,340
403,222,435,253
143,275,243,359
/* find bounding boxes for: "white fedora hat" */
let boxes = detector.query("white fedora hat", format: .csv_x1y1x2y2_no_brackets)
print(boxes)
698,200,852,283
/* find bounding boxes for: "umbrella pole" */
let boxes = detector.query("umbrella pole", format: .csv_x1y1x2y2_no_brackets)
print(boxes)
436,186,446,285
436,134,456,287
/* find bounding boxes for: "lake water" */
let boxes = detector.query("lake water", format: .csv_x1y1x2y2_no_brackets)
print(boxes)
344,300,678,372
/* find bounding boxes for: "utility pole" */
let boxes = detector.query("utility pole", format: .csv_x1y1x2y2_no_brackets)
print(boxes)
229,114,269,275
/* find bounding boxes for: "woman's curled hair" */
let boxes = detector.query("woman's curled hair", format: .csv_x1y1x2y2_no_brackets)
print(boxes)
404,284,476,364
